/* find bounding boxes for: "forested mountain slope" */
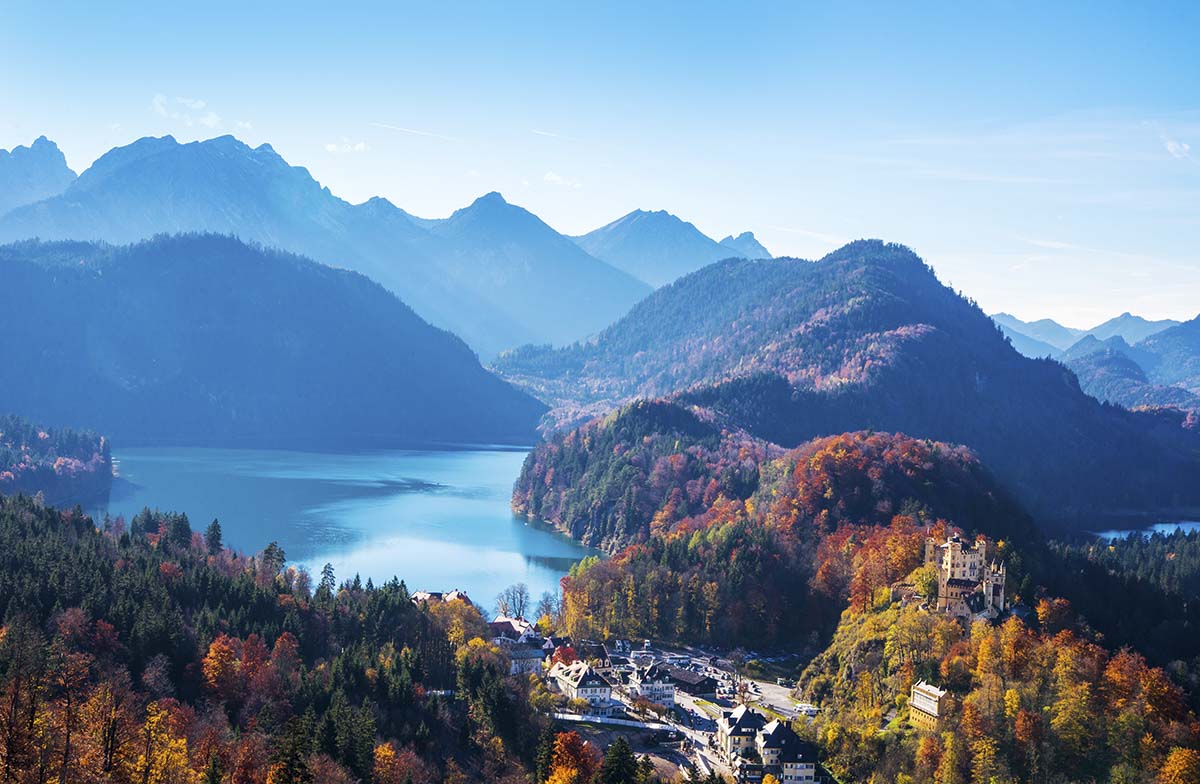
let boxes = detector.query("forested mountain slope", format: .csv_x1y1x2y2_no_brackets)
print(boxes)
0,235,545,446
1066,349,1200,410
531,409,1200,782
0,414,112,504
0,494,543,782
544,423,1030,645
501,241,1200,520
1141,315,1200,395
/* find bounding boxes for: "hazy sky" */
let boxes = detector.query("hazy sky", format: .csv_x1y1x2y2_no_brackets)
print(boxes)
2,1,1198,325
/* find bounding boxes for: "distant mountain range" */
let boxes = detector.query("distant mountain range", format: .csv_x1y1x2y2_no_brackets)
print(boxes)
497,240,1200,521
1059,334,1142,364
0,135,650,359
1065,349,1200,411
0,235,545,445
1090,312,1183,344
991,313,1083,353
0,136,76,216
994,310,1199,411
994,311,1181,356
573,209,769,287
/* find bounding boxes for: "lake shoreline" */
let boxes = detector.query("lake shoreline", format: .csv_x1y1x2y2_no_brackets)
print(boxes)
90,444,595,606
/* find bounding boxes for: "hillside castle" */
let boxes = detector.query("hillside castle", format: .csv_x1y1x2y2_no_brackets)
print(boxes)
924,533,1006,620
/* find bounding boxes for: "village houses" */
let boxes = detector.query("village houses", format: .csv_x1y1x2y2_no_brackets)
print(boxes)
717,706,819,783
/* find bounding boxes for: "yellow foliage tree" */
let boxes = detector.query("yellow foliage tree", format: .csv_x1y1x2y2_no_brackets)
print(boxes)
134,702,195,784
1159,748,1200,784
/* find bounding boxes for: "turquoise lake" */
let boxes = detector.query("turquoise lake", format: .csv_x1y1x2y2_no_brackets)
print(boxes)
1092,521,1200,540
100,446,593,608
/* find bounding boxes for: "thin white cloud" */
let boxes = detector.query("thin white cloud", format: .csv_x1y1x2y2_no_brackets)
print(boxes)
370,122,461,142
235,120,253,131
1164,137,1191,159
151,93,223,130
532,129,583,143
325,139,370,155
1013,235,1198,274
543,171,582,189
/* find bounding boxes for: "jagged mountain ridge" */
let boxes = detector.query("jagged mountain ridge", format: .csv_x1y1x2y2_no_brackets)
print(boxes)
0,135,648,359
573,208,768,287
719,231,772,259
0,136,77,216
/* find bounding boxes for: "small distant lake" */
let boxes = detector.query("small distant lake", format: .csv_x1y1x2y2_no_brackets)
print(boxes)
1092,521,1200,541
98,446,595,607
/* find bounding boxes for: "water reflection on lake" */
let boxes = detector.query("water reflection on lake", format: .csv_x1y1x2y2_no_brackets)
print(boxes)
100,446,595,606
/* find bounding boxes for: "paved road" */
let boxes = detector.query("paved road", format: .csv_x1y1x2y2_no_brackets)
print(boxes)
750,679,802,719
672,692,731,777
615,690,727,778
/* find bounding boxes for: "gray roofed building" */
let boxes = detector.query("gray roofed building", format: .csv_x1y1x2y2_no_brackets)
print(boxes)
665,665,718,695
507,643,546,677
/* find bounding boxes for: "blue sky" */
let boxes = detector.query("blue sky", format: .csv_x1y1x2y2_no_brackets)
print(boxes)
2,1,1198,325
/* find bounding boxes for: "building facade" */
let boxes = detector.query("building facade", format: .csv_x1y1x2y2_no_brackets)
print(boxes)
756,720,818,783
627,662,676,707
909,680,946,733
548,661,615,713
720,708,819,783
718,705,766,759
507,643,546,677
